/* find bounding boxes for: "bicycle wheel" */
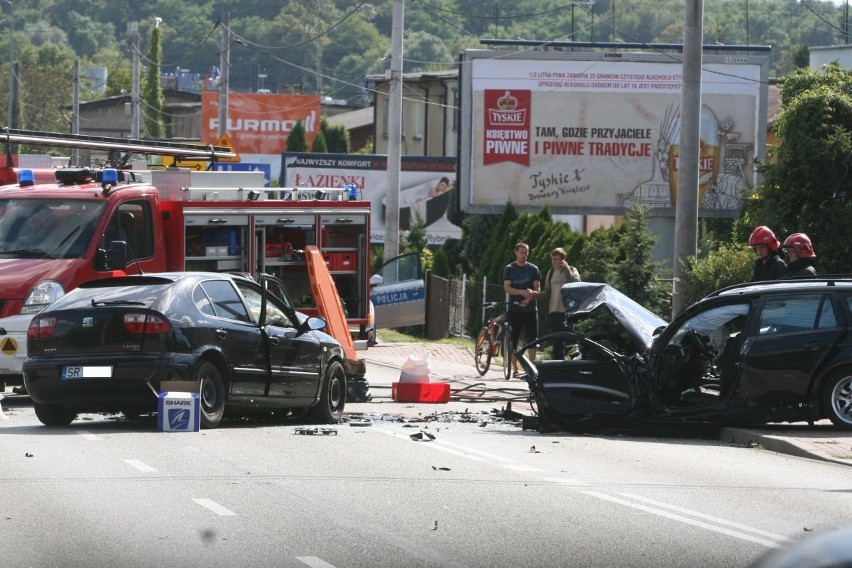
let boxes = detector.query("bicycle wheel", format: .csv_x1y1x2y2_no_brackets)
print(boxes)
474,328,492,375
501,324,513,380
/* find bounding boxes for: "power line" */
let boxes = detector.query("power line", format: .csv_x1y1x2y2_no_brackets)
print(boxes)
225,0,370,51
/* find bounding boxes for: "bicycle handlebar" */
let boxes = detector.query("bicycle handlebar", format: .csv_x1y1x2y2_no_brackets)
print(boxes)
482,300,522,309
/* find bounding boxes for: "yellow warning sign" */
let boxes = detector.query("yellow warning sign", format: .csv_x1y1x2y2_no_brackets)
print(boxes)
1,337,17,355
160,156,209,170
214,133,241,163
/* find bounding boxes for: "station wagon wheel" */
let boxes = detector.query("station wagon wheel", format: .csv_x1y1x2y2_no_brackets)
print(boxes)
475,328,492,375
824,371,852,430
309,361,346,424
33,403,76,426
195,360,225,429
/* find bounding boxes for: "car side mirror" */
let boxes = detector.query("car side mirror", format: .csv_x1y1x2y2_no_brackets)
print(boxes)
97,240,128,270
370,274,383,285
653,325,666,337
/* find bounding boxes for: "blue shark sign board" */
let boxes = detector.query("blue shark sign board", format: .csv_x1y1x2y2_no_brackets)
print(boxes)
157,390,201,432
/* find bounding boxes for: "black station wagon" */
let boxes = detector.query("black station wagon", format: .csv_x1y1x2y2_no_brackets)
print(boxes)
23,272,347,428
519,279,852,432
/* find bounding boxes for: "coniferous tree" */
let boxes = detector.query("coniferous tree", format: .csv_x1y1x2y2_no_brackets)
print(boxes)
286,121,308,152
142,19,165,138
311,130,328,152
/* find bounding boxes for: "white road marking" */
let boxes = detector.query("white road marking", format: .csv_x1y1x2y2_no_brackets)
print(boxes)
619,493,790,542
192,498,236,516
581,491,784,549
436,440,516,462
74,430,101,441
124,459,157,472
541,477,591,486
374,427,486,461
499,464,545,472
376,426,788,549
297,557,338,568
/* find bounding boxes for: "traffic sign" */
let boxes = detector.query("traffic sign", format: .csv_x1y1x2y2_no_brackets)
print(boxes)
214,162,271,185
214,133,241,163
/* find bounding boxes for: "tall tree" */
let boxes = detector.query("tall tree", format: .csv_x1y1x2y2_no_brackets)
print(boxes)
311,129,328,153
749,63,852,274
286,121,308,152
142,19,165,138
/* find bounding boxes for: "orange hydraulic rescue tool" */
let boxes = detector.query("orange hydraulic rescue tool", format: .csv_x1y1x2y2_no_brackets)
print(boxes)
304,246,366,376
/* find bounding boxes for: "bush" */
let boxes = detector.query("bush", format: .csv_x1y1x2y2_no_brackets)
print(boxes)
683,243,753,305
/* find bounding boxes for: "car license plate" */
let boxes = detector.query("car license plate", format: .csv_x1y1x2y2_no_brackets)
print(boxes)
61,366,112,380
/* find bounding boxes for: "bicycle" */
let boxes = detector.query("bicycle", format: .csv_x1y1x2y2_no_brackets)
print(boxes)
474,301,513,380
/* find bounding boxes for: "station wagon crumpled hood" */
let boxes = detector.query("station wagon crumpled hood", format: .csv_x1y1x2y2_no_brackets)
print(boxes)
561,282,668,351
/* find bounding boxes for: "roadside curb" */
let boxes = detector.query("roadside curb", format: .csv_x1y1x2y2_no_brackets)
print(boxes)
722,426,852,467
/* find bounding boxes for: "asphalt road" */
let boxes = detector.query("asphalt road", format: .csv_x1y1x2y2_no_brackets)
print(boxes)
2,392,851,568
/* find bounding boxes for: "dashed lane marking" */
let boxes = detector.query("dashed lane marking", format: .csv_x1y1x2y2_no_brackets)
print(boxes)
297,557,338,568
124,459,157,472
192,498,236,516
74,430,101,441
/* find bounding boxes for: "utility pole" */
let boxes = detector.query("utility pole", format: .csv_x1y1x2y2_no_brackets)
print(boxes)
384,0,404,261
672,0,704,316
218,12,230,137
128,21,140,139
571,3,575,41
5,0,16,140
71,61,80,166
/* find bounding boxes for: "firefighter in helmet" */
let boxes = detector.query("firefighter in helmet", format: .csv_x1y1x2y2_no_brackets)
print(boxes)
782,233,817,278
749,226,786,281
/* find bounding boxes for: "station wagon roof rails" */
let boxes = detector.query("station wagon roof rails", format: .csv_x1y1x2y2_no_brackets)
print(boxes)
1,127,236,163
705,276,852,299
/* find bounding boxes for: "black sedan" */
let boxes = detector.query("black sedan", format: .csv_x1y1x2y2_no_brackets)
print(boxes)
23,272,347,428
519,279,852,432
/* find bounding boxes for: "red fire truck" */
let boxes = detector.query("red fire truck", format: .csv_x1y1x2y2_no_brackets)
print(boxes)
0,130,372,392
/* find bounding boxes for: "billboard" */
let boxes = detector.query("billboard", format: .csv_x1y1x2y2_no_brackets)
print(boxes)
281,153,461,246
459,51,770,216
201,92,320,155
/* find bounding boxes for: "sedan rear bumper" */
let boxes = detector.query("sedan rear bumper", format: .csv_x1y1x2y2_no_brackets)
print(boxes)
23,353,195,412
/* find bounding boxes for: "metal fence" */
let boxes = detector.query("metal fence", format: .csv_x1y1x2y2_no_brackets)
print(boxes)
429,273,507,340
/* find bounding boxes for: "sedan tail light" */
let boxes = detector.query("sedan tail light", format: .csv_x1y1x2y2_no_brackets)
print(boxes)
123,313,170,334
27,316,57,339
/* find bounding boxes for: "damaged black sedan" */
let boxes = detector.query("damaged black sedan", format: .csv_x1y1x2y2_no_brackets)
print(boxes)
519,279,852,432
23,272,347,428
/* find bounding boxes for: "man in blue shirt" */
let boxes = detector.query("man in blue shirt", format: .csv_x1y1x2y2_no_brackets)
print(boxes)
503,242,541,378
